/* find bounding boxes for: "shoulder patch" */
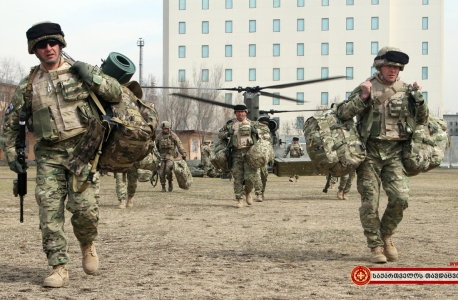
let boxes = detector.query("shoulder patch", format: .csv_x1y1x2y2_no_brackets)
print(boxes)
4,103,14,116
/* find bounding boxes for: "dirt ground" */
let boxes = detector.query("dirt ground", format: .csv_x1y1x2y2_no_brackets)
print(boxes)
0,166,457,299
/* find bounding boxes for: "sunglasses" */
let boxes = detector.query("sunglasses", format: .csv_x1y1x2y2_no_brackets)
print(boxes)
35,39,60,49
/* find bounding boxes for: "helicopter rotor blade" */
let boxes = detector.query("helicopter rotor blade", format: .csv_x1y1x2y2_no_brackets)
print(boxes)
260,109,327,115
259,91,308,103
259,76,347,90
170,93,236,109
142,86,223,91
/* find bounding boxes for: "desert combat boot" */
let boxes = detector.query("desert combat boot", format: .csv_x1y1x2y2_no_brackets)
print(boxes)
370,246,387,263
382,234,398,262
80,242,99,275
43,264,69,288
126,196,134,208
337,190,344,200
255,194,263,202
236,198,243,208
161,184,166,192
245,193,253,206
118,199,126,209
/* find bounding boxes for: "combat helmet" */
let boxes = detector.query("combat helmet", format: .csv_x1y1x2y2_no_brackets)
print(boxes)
26,21,66,54
233,104,248,113
161,121,171,129
372,46,409,71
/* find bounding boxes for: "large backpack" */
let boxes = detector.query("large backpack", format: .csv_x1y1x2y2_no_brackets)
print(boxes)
402,115,449,176
173,160,193,189
303,109,366,177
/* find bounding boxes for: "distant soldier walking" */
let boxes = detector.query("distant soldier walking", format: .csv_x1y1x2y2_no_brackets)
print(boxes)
337,170,356,200
201,140,212,178
254,116,273,202
284,137,304,182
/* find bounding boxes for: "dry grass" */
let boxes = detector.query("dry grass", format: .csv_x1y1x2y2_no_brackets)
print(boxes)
0,166,457,299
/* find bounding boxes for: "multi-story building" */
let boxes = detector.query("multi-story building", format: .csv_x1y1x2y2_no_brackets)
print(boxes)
443,114,458,137
163,0,443,132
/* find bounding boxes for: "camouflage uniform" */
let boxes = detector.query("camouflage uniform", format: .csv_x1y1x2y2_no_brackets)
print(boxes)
1,58,122,267
201,142,212,177
337,57,429,250
115,165,139,202
284,140,304,182
155,130,186,190
254,122,272,198
338,170,356,194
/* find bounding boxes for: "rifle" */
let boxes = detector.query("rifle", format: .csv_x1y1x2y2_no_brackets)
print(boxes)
13,111,28,222
322,173,331,193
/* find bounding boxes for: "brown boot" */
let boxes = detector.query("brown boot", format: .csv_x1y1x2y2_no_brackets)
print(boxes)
245,193,253,206
168,181,173,192
255,194,263,202
126,196,133,208
289,177,293,182
43,264,69,288
161,184,166,192
382,234,398,262
337,190,344,200
236,198,243,208
370,246,387,263
118,199,126,209
80,243,99,275
343,193,348,200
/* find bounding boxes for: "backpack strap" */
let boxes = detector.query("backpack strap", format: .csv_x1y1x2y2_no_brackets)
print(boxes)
23,66,40,116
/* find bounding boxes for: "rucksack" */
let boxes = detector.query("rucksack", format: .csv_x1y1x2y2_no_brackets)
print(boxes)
303,109,366,177
173,160,193,189
402,115,450,176
210,139,229,172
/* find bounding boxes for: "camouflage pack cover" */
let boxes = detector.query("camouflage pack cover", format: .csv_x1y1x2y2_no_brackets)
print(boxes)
173,160,193,190
303,109,366,177
137,169,153,182
402,115,449,176
98,86,159,173
246,143,267,169
259,139,274,163
210,139,228,172
134,146,160,171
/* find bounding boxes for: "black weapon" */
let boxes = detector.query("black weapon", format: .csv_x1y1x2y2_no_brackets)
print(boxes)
150,169,159,188
322,173,331,193
226,146,233,170
14,111,28,222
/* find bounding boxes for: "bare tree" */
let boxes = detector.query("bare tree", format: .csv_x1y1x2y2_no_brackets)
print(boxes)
0,56,26,84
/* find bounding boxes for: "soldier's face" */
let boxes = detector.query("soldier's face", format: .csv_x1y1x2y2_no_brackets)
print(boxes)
162,128,170,134
33,40,62,70
380,65,400,84
235,110,247,121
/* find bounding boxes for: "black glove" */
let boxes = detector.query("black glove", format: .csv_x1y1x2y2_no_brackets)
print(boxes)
226,128,234,138
69,61,93,88
9,161,27,174
182,156,186,161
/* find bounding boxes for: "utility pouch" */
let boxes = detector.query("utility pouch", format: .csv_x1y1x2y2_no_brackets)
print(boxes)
239,124,251,136
33,106,59,142
397,120,412,138
58,76,90,101
388,99,409,117
77,102,94,125
370,111,382,137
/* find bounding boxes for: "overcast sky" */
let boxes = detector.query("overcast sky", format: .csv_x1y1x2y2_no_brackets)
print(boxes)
0,0,456,113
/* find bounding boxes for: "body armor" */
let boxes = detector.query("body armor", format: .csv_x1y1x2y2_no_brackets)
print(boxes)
232,119,254,149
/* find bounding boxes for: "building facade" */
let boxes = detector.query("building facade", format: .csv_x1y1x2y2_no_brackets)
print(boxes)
443,114,458,137
163,0,444,132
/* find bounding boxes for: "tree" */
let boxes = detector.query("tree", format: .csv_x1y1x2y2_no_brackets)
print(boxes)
0,56,25,85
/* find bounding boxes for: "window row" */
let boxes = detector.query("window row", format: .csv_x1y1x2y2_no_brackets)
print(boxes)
178,42,430,58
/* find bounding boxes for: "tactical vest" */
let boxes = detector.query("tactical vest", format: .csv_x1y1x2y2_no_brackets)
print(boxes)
231,119,254,149
289,144,302,158
31,61,92,143
158,133,176,157
366,76,413,141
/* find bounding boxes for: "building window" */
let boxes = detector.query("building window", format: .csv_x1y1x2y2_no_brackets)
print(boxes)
179,22,186,34
321,67,329,79
178,46,185,58
273,0,280,7
422,17,428,30
321,92,329,105
297,19,304,31
273,44,280,56
371,42,379,54
178,70,185,82
296,93,304,105
226,21,233,33
225,45,232,57
371,67,377,76
322,0,329,6
202,21,209,34
202,69,209,82
346,18,354,30
422,92,428,103
423,0,429,4
202,0,209,9
321,43,329,55
297,0,304,7
273,92,280,105
347,0,354,5
273,68,280,81
249,44,256,57
273,19,280,32
249,69,256,81
346,67,354,79
422,67,428,79
322,18,329,31
346,92,351,99
226,0,232,9
202,45,209,58
422,42,428,55
250,0,256,8
297,68,304,80
346,42,353,55
372,0,379,4
225,69,232,81
371,17,379,30
297,116,304,128
225,93,232,104
297,43,304,56
249,20,256,32
179,0,186,10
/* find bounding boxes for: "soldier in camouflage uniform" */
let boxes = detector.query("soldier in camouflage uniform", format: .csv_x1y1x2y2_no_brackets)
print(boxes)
218,104,263,208
0,22,122,287
254,116,273,202
337,46,429,263
284,137,304,182
155,121,186,192
115,166,139,209
337,170,356,200
201,140,212,178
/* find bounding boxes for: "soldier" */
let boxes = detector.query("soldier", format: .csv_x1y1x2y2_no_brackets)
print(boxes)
155,121,186,192
218,104,262,208
337,170,356,200
201,140,212,178
0,22,122,287
254,116,273,202
337,46,429,263
115,166,139,209
284,137,304,182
